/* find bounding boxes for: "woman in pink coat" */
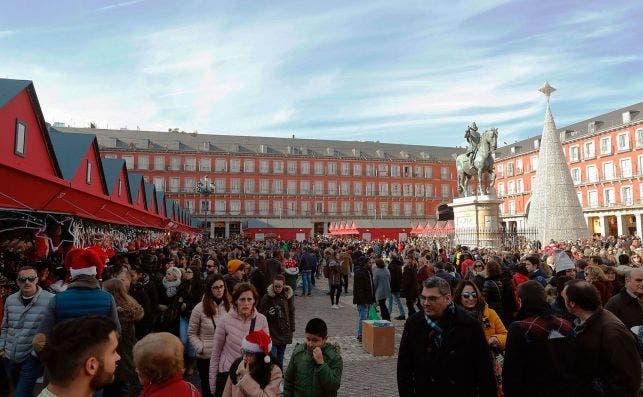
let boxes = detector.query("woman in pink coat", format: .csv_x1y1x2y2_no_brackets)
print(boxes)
209,282,269,397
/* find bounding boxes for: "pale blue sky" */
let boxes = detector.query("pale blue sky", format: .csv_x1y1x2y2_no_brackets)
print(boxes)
2,0,642,146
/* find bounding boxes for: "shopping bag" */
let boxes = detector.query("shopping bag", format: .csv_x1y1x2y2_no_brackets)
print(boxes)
367,305,380,320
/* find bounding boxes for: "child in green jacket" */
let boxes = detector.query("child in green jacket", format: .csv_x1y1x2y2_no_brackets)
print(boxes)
284,318,343,397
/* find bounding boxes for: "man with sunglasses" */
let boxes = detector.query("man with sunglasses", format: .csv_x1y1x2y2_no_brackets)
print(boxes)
0,266,54,397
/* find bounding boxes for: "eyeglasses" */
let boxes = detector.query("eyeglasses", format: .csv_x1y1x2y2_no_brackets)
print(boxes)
17,276,37,283
212,285,225,290
419,295,442,302
462,292,477,299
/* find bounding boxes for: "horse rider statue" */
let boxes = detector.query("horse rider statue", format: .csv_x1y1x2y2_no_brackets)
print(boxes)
464,122,480,164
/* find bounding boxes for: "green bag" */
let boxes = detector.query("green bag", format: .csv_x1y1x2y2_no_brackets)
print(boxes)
367,305,380,321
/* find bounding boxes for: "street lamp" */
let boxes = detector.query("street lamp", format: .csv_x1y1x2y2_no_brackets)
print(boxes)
197,176,214,238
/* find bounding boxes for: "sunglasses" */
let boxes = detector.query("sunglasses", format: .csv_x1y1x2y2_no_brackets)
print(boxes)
462,292,478,299
18,276,37,283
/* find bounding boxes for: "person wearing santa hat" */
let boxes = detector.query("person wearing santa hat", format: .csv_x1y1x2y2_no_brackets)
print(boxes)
34,248,121,349
221,330,282,397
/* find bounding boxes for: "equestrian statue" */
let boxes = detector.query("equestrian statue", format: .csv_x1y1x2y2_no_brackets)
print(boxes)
456,123,498,197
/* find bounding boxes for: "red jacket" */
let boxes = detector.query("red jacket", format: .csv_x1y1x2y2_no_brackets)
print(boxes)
139,375,201,397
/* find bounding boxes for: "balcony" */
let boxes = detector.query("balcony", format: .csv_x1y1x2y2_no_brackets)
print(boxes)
184,165,196,171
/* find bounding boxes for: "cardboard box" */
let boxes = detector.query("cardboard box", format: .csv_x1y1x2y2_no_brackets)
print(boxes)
362,320,395,356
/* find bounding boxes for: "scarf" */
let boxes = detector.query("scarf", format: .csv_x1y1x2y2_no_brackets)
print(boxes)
162,278,181,297
424,302,456,348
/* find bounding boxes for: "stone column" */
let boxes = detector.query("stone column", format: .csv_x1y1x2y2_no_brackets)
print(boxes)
617,214,626,237
600,215,609,237
225,221,230,238
635,213,643,239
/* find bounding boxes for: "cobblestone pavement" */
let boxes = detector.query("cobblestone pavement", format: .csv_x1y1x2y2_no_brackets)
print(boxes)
286,276,404,397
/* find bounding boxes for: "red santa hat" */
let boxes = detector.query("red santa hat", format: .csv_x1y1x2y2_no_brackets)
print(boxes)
65,248,104,279
241,330,273,363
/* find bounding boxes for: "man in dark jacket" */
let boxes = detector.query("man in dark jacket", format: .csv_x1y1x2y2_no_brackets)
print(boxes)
605,267,643,329
397,277,497,397
562,280,641,396
503,281,577,397
258,274,294,368
387,253,405,320
353,256,374,342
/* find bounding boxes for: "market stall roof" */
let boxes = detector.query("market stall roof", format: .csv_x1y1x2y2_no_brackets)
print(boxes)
101,157,132,203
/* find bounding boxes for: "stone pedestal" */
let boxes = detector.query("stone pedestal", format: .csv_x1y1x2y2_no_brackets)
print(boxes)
449,194,502,248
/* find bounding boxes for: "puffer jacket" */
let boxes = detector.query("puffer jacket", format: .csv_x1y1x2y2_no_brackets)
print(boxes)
0,287,54,362
284,342,343,397
222,363,282,397
188,300,228,359
209,308,269,394
258,284,295,346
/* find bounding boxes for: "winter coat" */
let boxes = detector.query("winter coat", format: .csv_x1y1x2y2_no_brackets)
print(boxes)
188,300,228,359
249,267,268,301
0,287,54,362
258,285,295,346
209,308,269,394
265,258,283,285
482,278,504,318
222,363,282,397
38,275,121,335
139,374,200,397
481,305,507,349
114,298,144,385
574,309,641,397
528,268,548,287
502,306,577,397
352,265,374,305
283,342,343,397
388,259,403,293
591,280,613,305
327,259,341,286
372,267,391,301
605,287,643,329
176,279,204,320
400,265,418,300
338,253,351,276
397,306,497,397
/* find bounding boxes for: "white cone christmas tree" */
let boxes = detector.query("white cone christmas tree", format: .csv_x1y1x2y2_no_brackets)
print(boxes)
527,82,589,243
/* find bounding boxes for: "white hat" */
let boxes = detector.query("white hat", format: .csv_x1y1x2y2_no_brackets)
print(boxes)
554,251,575,273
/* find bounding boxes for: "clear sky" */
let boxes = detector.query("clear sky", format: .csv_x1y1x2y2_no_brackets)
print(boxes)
1,0,642,147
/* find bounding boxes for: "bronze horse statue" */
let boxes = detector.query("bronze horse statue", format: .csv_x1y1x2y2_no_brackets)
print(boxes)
456,128,498,196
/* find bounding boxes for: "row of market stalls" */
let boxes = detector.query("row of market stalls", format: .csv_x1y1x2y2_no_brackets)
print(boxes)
408,221,454,236
327,219,454,241
0,78,198,261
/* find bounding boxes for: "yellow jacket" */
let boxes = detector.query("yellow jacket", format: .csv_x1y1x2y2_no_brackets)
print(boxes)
482,305,507,349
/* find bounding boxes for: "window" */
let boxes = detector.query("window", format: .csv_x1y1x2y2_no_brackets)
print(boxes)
414,166,423,178
14,121,26,156
287,161,297,174
152,156,164,170
604,188,615,206
86,161,92,184
316,201,324,215
314,181,323,195
287,201,297,216
273,160,284,174
354,202,363,216
244,159,255,173
497,182,504,196
328,181,337,195
530,156,538,172
353,164,362,176
414,183,424,197
301,201,310,216
169,177,180,192
314,162,324,175
259,200,269,215
341,163,350,176
508,201,515,215
366,182,375,196
215,200,226,215
506,162,514,176
170,157,180,170
137,155,149,170
367,202,375,216
392,202,400,216
600,137,611,155
378,182,389,196
215,158,227,172
328,201,337,215
244,179,255,194
576,192,583,206
272,180,283,194
184,200,194,214
391,183,401,196
415,202,424,216
516,159,523,174
424,166,433,179
200,199,210,214
341,201,350,215
185,157,196,171
620,158,632,178
230,178,240,193
300,180,311,194
639,155,643,176
366,164,374,177
508,180,515,194
636,128,643,148
287,180,297,195
440,167,449,179
583,141,595,159
199,158,211,171
327,162,337,175
301,162,310,175
353,182,362,196
379,202,388,216
230,200,241,215
377,164,388,177
495,164,504,178
230,159,241,173
215,178,225,193
259,160,269,173
441,185,451,198
587,165,598,183
621,186,633,205
425,184,433,198
340,181,350,196
185,177,196,192
153,176,164,192
403,184,413,197
390,165,401,178
122,155,134,169
403,165,412,178
617,133,630,151
589,191,599,207
259,179,269,194
602,162,614,181
516,179,524,193
569,146,580,162
245,200,255,215
404,202,412,216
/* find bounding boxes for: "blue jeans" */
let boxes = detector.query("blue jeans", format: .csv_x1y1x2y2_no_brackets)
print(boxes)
271,344,286,369
356,304,370,339
301,271,312,295
2,355,43,397
179,316,196,357
387,292,405,318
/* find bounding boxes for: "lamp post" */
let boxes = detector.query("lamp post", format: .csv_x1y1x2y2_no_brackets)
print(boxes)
197,176,214,239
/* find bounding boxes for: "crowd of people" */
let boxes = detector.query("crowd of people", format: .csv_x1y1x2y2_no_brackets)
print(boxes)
0,232,641,396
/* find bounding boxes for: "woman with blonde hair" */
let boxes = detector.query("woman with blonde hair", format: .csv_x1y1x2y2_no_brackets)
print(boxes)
134,332,200,396
584,264,613,304
102,278,144,397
